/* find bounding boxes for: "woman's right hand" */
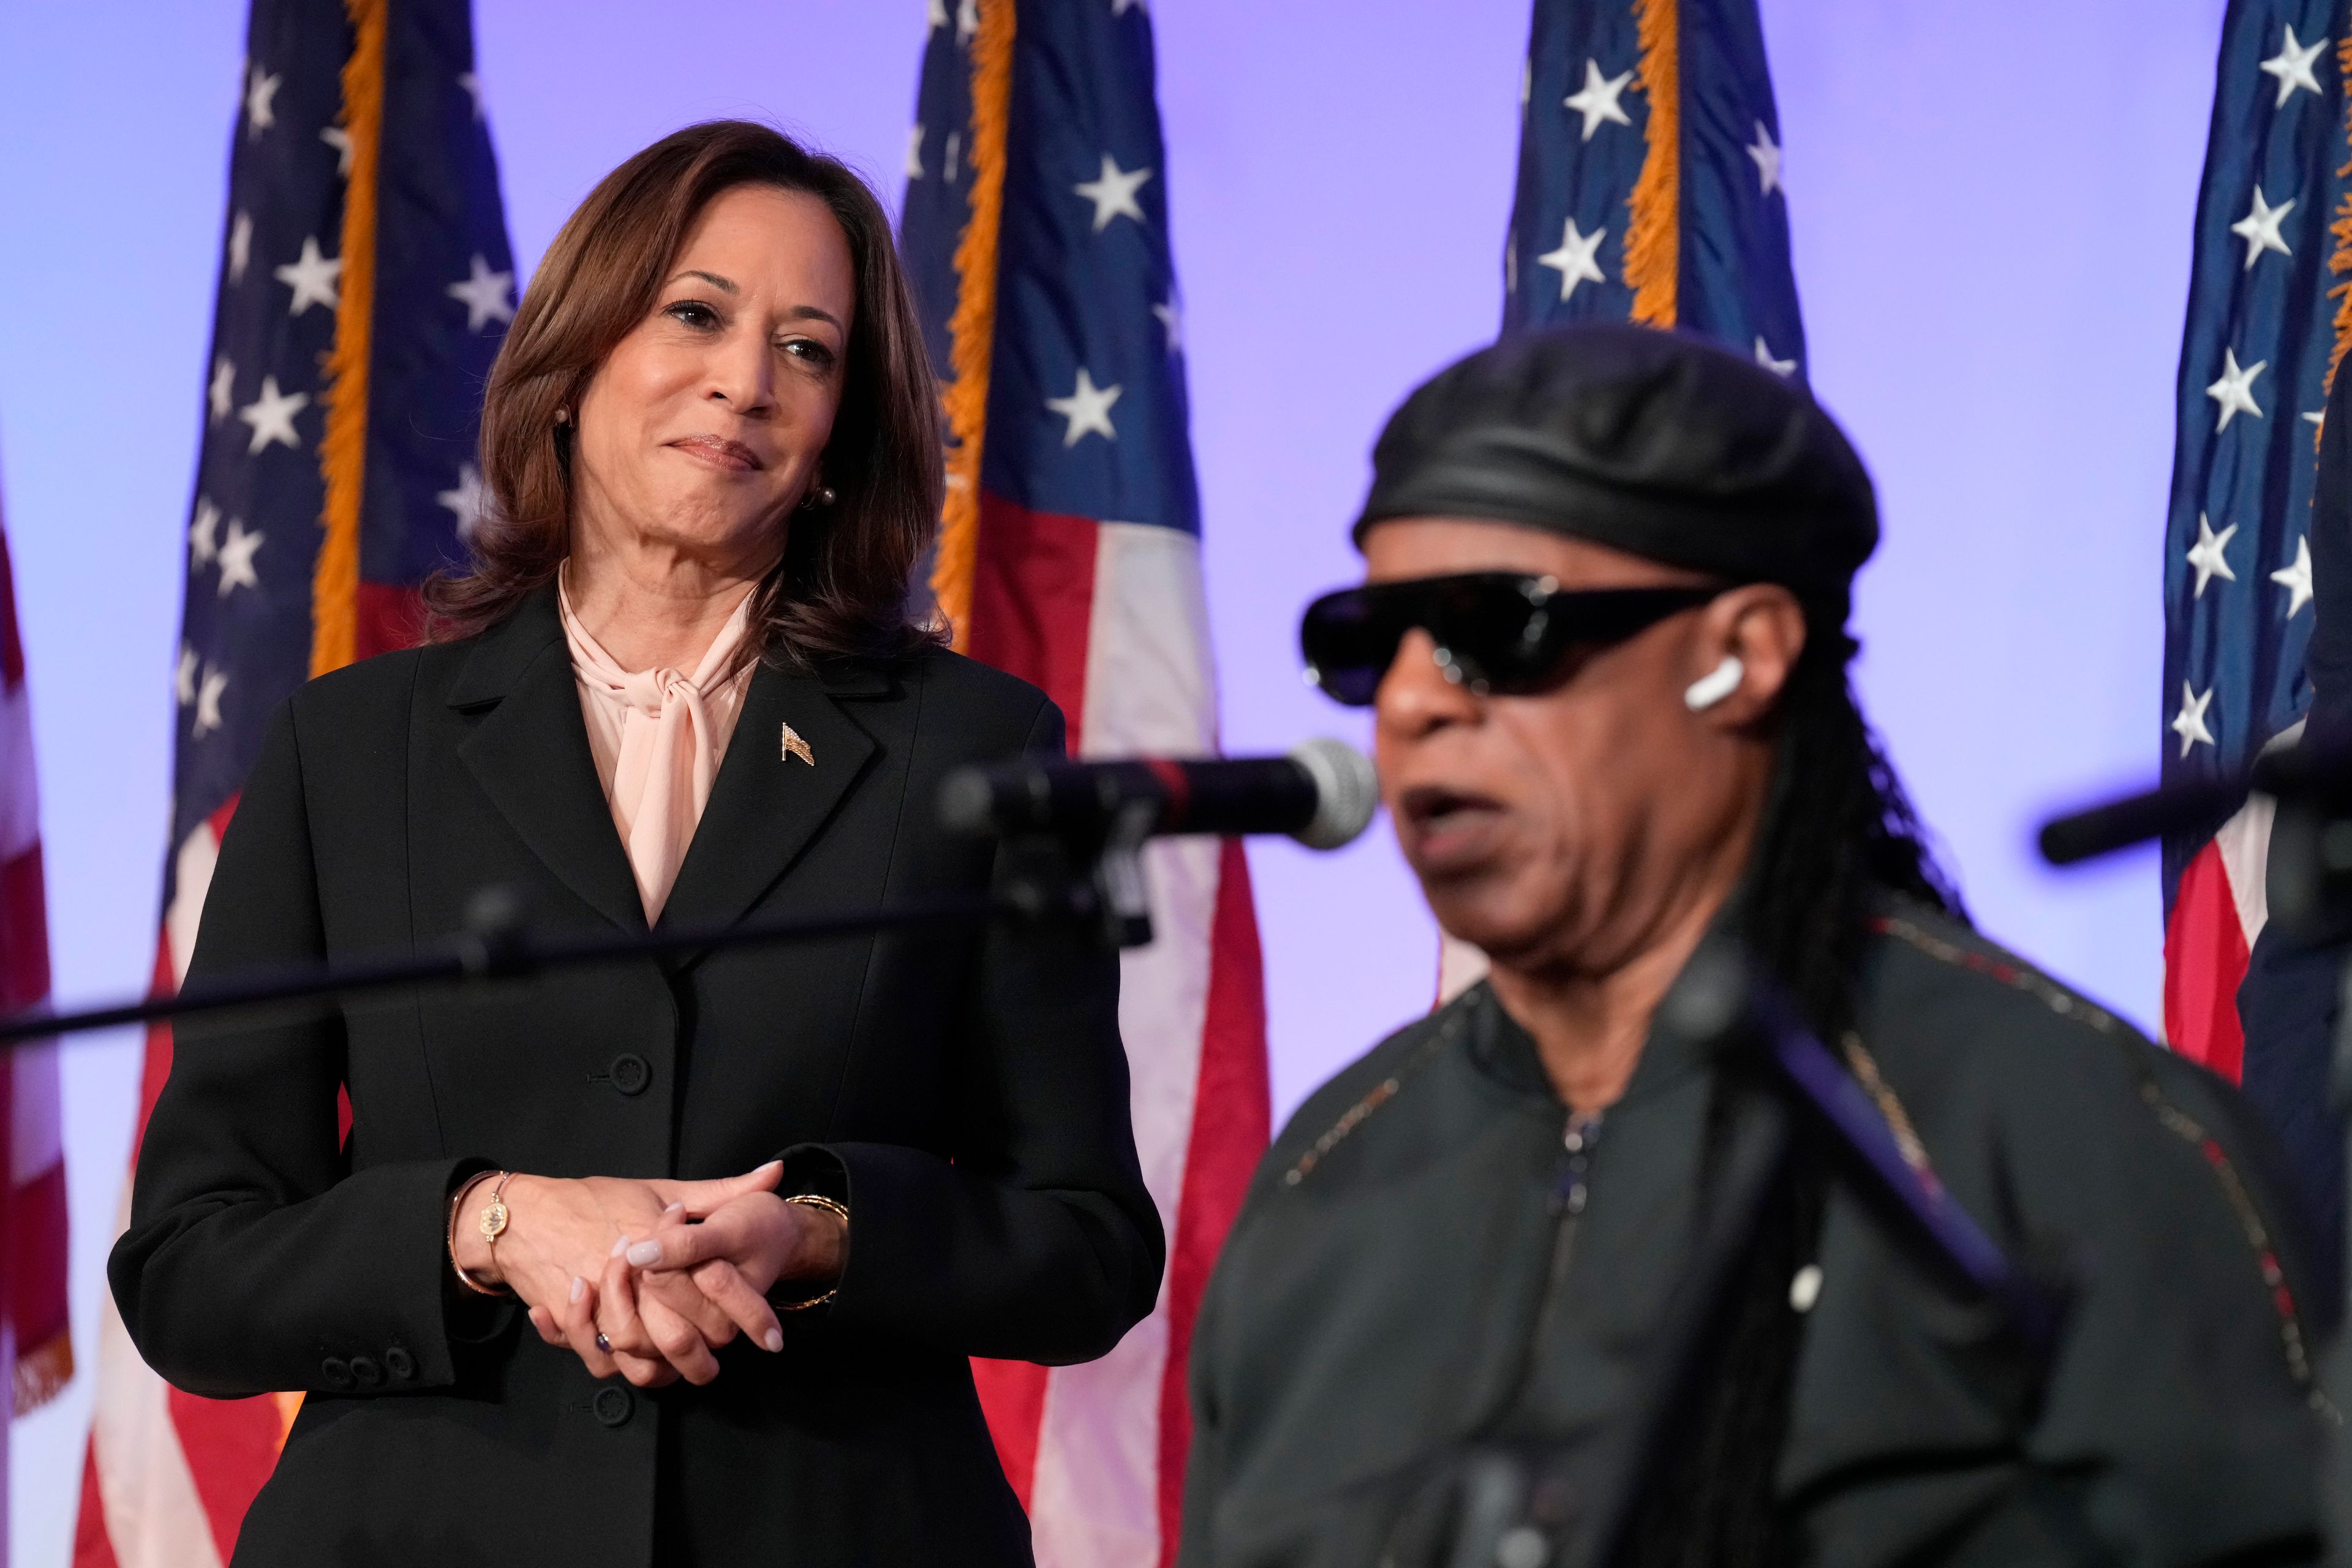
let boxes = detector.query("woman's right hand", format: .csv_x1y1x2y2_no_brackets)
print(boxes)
453,1162,782,1385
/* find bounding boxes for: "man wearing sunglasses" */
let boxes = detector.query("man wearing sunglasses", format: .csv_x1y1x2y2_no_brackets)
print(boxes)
1178,325,2328,1567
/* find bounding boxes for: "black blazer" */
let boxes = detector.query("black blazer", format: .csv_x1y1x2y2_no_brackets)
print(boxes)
110,584,1164,1567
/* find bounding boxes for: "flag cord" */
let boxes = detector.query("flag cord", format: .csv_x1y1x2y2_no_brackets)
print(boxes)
311,0,386,679
930,0,1016,652
1624,0,1679,327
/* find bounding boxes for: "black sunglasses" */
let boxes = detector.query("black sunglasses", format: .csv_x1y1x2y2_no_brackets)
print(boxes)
1298,573,1720,706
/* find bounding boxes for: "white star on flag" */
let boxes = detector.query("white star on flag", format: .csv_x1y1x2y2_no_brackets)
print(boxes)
2186,512,2238,595
2273,534,2316,617
944,131,962,179
175,645,199,707
275,236,342,316
2206,346,2266,431
228,211,253,285
1046,368,1121,446
208,359,235,425
927,0,949,30
1536,216,1608,302
457,72,484,120
957,0,978,42
2172,680,2217,757
246,65,281,138
1754,336,1797,377
189,498,221,568
1746,120,1783,197
437,464,489,539
446,254,515,332
1074,153,1152,232
2307,409,2328,432
2260,25,2326,108
216,519,265,598
2230,185,2294,270
1152,299,1182,354
321,124,353,177
1561,60,1634,141
238,376,310,454
194,665,229,738
907,124,925,179
1112,0,1147,13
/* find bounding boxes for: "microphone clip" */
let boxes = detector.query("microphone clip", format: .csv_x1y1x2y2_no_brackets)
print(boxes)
989,799,1159,951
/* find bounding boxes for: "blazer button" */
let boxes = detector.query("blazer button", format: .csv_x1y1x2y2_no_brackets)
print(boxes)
320,1357,353,1390
591,1384,634,1427
608,1054,650,1096
349,1355,383,1388
384,1346,417,1381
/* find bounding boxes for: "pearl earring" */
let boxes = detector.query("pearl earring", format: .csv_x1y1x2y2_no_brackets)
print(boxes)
801,484,837,510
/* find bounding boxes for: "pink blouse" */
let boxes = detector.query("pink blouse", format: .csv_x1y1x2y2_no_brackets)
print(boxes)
557,568,758,922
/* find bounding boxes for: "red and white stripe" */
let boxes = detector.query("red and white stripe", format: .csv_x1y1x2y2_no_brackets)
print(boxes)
0,503,72,1568
75,801,300,1568
966,496,1272,1567
2163,787,2277,1083
2160,720,2301,1082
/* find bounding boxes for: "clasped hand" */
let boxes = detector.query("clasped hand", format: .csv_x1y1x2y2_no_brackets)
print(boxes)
450,1161,846,1388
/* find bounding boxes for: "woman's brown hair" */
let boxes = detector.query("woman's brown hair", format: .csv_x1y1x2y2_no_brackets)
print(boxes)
426,120,944,665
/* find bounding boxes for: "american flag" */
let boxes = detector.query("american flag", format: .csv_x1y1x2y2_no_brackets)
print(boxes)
1436,0,1807,1003
74,1,513,1562
900,2,1271,1562
2157,4,2342,1087
0,459,74,1498
1502,0,1803,368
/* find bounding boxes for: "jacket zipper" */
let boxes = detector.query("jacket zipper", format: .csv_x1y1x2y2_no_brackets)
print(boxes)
1488,1109,1599,1423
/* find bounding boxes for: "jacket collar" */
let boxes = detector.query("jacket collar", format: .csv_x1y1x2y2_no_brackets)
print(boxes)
448,580,893,939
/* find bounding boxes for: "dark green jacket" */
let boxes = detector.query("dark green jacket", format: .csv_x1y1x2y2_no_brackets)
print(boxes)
1182,900,2328,1567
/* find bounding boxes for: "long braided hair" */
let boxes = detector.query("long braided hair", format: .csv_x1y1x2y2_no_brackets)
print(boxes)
1626,622,1963,1567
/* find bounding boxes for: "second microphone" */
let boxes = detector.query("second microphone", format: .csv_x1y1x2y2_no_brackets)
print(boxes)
939,738,1380,851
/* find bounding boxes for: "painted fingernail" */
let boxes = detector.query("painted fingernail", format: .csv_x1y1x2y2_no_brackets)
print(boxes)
570,1275,586,1304
610,1236,629,1258
764,1329,783,1352
627,1240,662,1267
663,1201,684,1218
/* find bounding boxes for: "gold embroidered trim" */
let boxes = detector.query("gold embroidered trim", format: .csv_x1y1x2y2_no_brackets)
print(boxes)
1282,1006,1466,1187
1869,914,2334,1416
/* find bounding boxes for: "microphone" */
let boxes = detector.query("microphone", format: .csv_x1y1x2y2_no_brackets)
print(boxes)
939,737,1381,850
2037,775,2250,865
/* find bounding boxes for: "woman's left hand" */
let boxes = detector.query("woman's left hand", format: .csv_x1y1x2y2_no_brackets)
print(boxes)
630,1191,847,1353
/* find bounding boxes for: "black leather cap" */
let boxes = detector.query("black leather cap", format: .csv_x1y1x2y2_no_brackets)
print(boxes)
1354,324,1877,625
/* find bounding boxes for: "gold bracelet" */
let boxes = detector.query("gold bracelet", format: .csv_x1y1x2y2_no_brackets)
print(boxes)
449,1170,510,1306
777,1193,848,1311
447,1170,514,1298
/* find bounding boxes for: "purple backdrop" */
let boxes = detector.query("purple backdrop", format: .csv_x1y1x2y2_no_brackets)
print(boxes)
0,1,2225,1559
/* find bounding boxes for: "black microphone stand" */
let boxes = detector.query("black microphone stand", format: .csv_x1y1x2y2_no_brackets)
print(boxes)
1433,938,2067,1568
0,812,1167,1050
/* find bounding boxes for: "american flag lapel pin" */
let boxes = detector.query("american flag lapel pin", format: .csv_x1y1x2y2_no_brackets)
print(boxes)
780,722,814,766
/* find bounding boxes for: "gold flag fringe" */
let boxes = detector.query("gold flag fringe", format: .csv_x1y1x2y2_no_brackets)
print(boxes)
311,0,386,679
929,0,1016,652
2324,34,2352,452
1623,0,1679,328
13,1326,72,1416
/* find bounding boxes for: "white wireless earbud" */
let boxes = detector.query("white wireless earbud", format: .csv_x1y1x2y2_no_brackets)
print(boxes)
1683,655,1744,712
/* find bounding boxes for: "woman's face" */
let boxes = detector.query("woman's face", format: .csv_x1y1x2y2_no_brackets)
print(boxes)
571,183,857,571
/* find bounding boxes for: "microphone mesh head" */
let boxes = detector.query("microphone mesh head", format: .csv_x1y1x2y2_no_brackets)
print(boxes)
1287,737,1380,850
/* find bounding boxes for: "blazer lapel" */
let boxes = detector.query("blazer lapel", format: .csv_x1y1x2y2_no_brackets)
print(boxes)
451,584,647,933
656,659,883,936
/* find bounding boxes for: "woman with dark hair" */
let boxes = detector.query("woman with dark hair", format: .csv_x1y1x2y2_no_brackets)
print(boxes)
111,121,1162,1566
1178,325,2329,1567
